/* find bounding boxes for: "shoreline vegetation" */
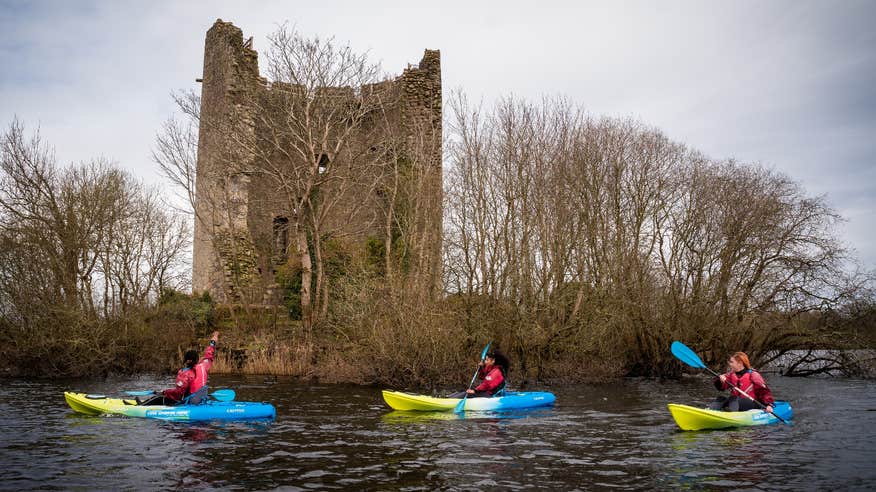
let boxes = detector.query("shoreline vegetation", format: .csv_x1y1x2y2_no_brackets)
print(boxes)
2,287,874,385
2,23,874,384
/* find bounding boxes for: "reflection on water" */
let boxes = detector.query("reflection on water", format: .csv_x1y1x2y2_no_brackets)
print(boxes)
382,410,462,423
0,376,875,490
381,407,556,424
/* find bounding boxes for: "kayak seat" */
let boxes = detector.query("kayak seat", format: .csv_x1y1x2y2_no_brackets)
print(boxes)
492,381,507,397
136,394,169,406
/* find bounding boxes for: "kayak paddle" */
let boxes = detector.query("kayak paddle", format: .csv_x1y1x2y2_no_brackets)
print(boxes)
122,388,236,402
670,341,788,424
454,342,492,413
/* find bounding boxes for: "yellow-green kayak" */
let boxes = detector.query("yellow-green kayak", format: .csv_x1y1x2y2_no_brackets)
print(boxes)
668,401,792,430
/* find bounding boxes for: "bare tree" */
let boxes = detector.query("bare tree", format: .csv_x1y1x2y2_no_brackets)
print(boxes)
153,89,262,316
152,91,200,215
242,25,386,332
0,120,191,374
97,183,190,316
0,120,124,313
444,95,859,378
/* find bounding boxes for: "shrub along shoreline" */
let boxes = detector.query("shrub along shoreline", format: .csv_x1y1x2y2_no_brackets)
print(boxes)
2,290,873,385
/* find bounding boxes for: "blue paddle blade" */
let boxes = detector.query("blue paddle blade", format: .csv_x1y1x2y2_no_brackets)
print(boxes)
480,341,492,360
455,342,492,413
671,341,707,369
211,389,236,402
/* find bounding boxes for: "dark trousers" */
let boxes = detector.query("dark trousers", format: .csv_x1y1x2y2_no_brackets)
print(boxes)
137,386,208,406
448,390,491,398
708,395,760,412
136,394,177,406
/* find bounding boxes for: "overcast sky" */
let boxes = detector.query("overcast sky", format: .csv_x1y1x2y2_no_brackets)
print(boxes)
1,0,874,269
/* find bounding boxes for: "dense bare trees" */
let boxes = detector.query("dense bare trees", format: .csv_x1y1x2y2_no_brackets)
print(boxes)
444,95,859,377
0,120,190,375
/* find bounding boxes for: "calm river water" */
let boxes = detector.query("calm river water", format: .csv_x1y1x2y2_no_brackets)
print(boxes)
1,374,875,490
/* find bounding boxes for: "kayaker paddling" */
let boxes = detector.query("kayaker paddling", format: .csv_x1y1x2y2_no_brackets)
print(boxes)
669,341,790,427
709,351,774,414
449,350,509,398
139,331,219,406
382,389,556,411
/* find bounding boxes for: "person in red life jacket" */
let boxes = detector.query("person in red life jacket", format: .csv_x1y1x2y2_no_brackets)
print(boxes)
449,350,509,398
139,331,219,406
708,351,774,413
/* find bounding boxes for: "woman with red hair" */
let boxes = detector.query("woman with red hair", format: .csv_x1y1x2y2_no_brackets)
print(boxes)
708,351,775,413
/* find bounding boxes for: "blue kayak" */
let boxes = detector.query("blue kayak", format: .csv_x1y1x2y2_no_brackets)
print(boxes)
382,390,556,411
65,392,276,421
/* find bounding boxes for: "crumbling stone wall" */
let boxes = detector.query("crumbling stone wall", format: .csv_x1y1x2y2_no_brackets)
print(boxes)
192,19,442,303
400,50,443,289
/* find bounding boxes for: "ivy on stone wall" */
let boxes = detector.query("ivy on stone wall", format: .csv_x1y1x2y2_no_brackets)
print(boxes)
215,229,259,301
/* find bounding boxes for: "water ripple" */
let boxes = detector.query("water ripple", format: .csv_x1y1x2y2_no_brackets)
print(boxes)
1,376,876,489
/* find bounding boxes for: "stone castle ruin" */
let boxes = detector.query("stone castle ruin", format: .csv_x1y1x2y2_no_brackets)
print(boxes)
192,20,442,304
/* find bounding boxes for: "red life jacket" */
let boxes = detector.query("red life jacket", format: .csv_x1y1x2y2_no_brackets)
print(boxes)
190,345,214,395
474,365,505,395
162,344,215,402
716,368,774,405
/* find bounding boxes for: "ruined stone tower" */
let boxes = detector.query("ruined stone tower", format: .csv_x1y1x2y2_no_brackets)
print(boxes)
192,20,442,304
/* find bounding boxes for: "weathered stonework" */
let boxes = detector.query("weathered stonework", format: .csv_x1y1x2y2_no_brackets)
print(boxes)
192,20,442,303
